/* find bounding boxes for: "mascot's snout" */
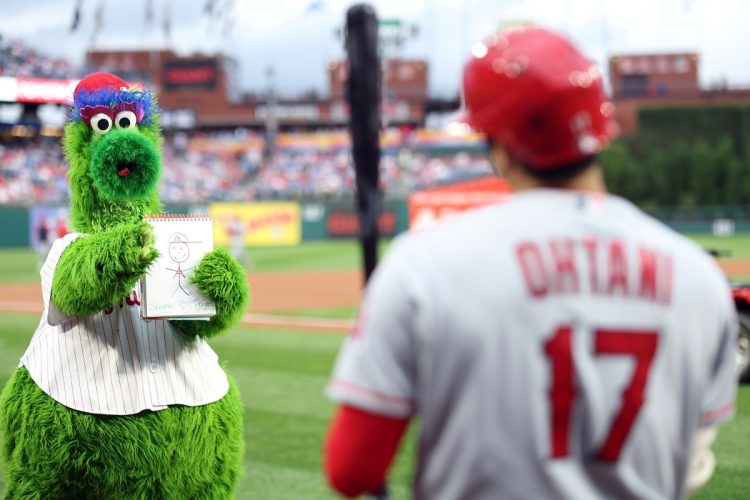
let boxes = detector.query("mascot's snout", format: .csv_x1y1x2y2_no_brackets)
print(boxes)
90,128,161,201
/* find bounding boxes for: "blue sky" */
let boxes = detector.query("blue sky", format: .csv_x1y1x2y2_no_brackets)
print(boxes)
1,0,747,98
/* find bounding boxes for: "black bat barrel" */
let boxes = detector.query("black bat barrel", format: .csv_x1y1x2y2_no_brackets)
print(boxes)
345,3,381,285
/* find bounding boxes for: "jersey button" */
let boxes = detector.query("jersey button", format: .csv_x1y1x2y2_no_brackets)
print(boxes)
149,363,158,373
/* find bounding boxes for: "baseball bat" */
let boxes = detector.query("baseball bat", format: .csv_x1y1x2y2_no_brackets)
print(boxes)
344,5,390,500
345,2,381,286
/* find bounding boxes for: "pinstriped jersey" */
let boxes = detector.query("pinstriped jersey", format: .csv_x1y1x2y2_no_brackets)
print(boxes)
20,232,229,415
328,190,737,500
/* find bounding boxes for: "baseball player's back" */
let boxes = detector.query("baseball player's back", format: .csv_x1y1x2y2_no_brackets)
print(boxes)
328,189,736,499
326,27,737,500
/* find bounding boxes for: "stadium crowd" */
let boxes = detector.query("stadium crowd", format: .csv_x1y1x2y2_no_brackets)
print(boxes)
0,140,69,204
0,36,77,79
0,131,492,204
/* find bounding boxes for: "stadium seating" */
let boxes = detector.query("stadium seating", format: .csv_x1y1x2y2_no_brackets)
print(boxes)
0,130,492,203
0,37,77,79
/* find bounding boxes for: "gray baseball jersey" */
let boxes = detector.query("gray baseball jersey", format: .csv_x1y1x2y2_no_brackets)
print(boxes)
327,189,737,500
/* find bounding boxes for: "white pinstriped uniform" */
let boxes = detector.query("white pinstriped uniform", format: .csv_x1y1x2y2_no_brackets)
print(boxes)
19,232,229,415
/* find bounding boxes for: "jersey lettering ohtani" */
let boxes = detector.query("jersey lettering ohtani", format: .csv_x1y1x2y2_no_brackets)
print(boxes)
516,237,673,303
20,232,229,416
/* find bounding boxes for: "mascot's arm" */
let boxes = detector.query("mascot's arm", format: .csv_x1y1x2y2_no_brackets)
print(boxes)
173,248,250,341
51,222,158,316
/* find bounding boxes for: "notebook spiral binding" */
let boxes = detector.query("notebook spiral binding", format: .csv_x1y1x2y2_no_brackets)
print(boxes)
144,214,212,221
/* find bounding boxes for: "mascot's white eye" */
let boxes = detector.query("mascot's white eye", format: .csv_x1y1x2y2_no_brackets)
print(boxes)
91,113,113,135
115,110,137,129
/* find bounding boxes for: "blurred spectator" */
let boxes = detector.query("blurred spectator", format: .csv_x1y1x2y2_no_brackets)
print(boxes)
226,215,251,269
55,210,69,238
34,216,51,270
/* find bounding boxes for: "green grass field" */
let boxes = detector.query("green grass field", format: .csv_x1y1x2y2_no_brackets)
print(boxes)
0,236,747,498
685,233,750,259
0,240,393,284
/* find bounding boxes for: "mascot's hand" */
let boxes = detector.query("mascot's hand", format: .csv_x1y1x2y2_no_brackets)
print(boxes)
173,248,250,341
191,248,248,309
51,222,159,317
112,221,159,278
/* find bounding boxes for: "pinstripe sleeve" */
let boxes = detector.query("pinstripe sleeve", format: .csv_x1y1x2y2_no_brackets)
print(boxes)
43,233,82,326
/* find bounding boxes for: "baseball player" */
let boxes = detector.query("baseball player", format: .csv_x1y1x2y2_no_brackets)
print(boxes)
323,28,738,499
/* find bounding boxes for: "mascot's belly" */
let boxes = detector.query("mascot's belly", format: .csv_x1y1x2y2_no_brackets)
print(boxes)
0,367,243,500
21,295,232,416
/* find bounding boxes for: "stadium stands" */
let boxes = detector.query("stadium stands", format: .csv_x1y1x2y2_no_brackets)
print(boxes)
0,140,69,203
0,37,78,79
0,130,492,203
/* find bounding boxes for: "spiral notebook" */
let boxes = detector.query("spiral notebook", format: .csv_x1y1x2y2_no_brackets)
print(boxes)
140,214,217,320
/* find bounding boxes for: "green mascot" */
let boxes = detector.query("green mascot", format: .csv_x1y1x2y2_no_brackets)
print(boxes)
0,73,249,499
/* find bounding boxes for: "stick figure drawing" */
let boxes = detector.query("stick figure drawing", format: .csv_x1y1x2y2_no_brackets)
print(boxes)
139,215,218,320
165,232,196,297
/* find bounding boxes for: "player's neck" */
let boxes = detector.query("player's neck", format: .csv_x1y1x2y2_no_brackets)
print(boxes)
508,164,608,193
490,146,608,194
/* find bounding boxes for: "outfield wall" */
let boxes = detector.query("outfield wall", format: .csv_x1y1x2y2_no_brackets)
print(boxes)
0,200,410,248
0,207,29,247
2,202,750,248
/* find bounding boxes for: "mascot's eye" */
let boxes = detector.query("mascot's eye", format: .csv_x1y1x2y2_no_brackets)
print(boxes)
115,110,138,129
91,113,113,135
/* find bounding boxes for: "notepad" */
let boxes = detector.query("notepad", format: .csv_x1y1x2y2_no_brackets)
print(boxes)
140,214,216,320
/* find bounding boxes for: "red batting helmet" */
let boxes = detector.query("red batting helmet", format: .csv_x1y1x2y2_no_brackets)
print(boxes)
462,27,618,171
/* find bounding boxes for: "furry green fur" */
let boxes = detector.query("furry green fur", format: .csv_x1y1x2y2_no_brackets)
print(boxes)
0,368,243,500
57,117,249,331
51,221,158,316
1,87,250,498
63,120,162,234
54,119,163,316
173,248,251,341
89,129,162,201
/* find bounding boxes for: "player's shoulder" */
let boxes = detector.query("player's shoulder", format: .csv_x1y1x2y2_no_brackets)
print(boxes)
617,200,728,286
382,202,514,277
618,200,714,261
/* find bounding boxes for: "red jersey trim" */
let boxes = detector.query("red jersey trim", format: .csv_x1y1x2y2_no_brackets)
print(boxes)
329,379,413,408
700,402,735,425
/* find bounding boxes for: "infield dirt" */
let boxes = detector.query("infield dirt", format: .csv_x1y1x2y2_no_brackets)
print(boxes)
0,269,362,332
2,258,749,332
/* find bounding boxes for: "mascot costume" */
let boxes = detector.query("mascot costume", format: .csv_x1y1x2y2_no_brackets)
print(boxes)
0,73,249,499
